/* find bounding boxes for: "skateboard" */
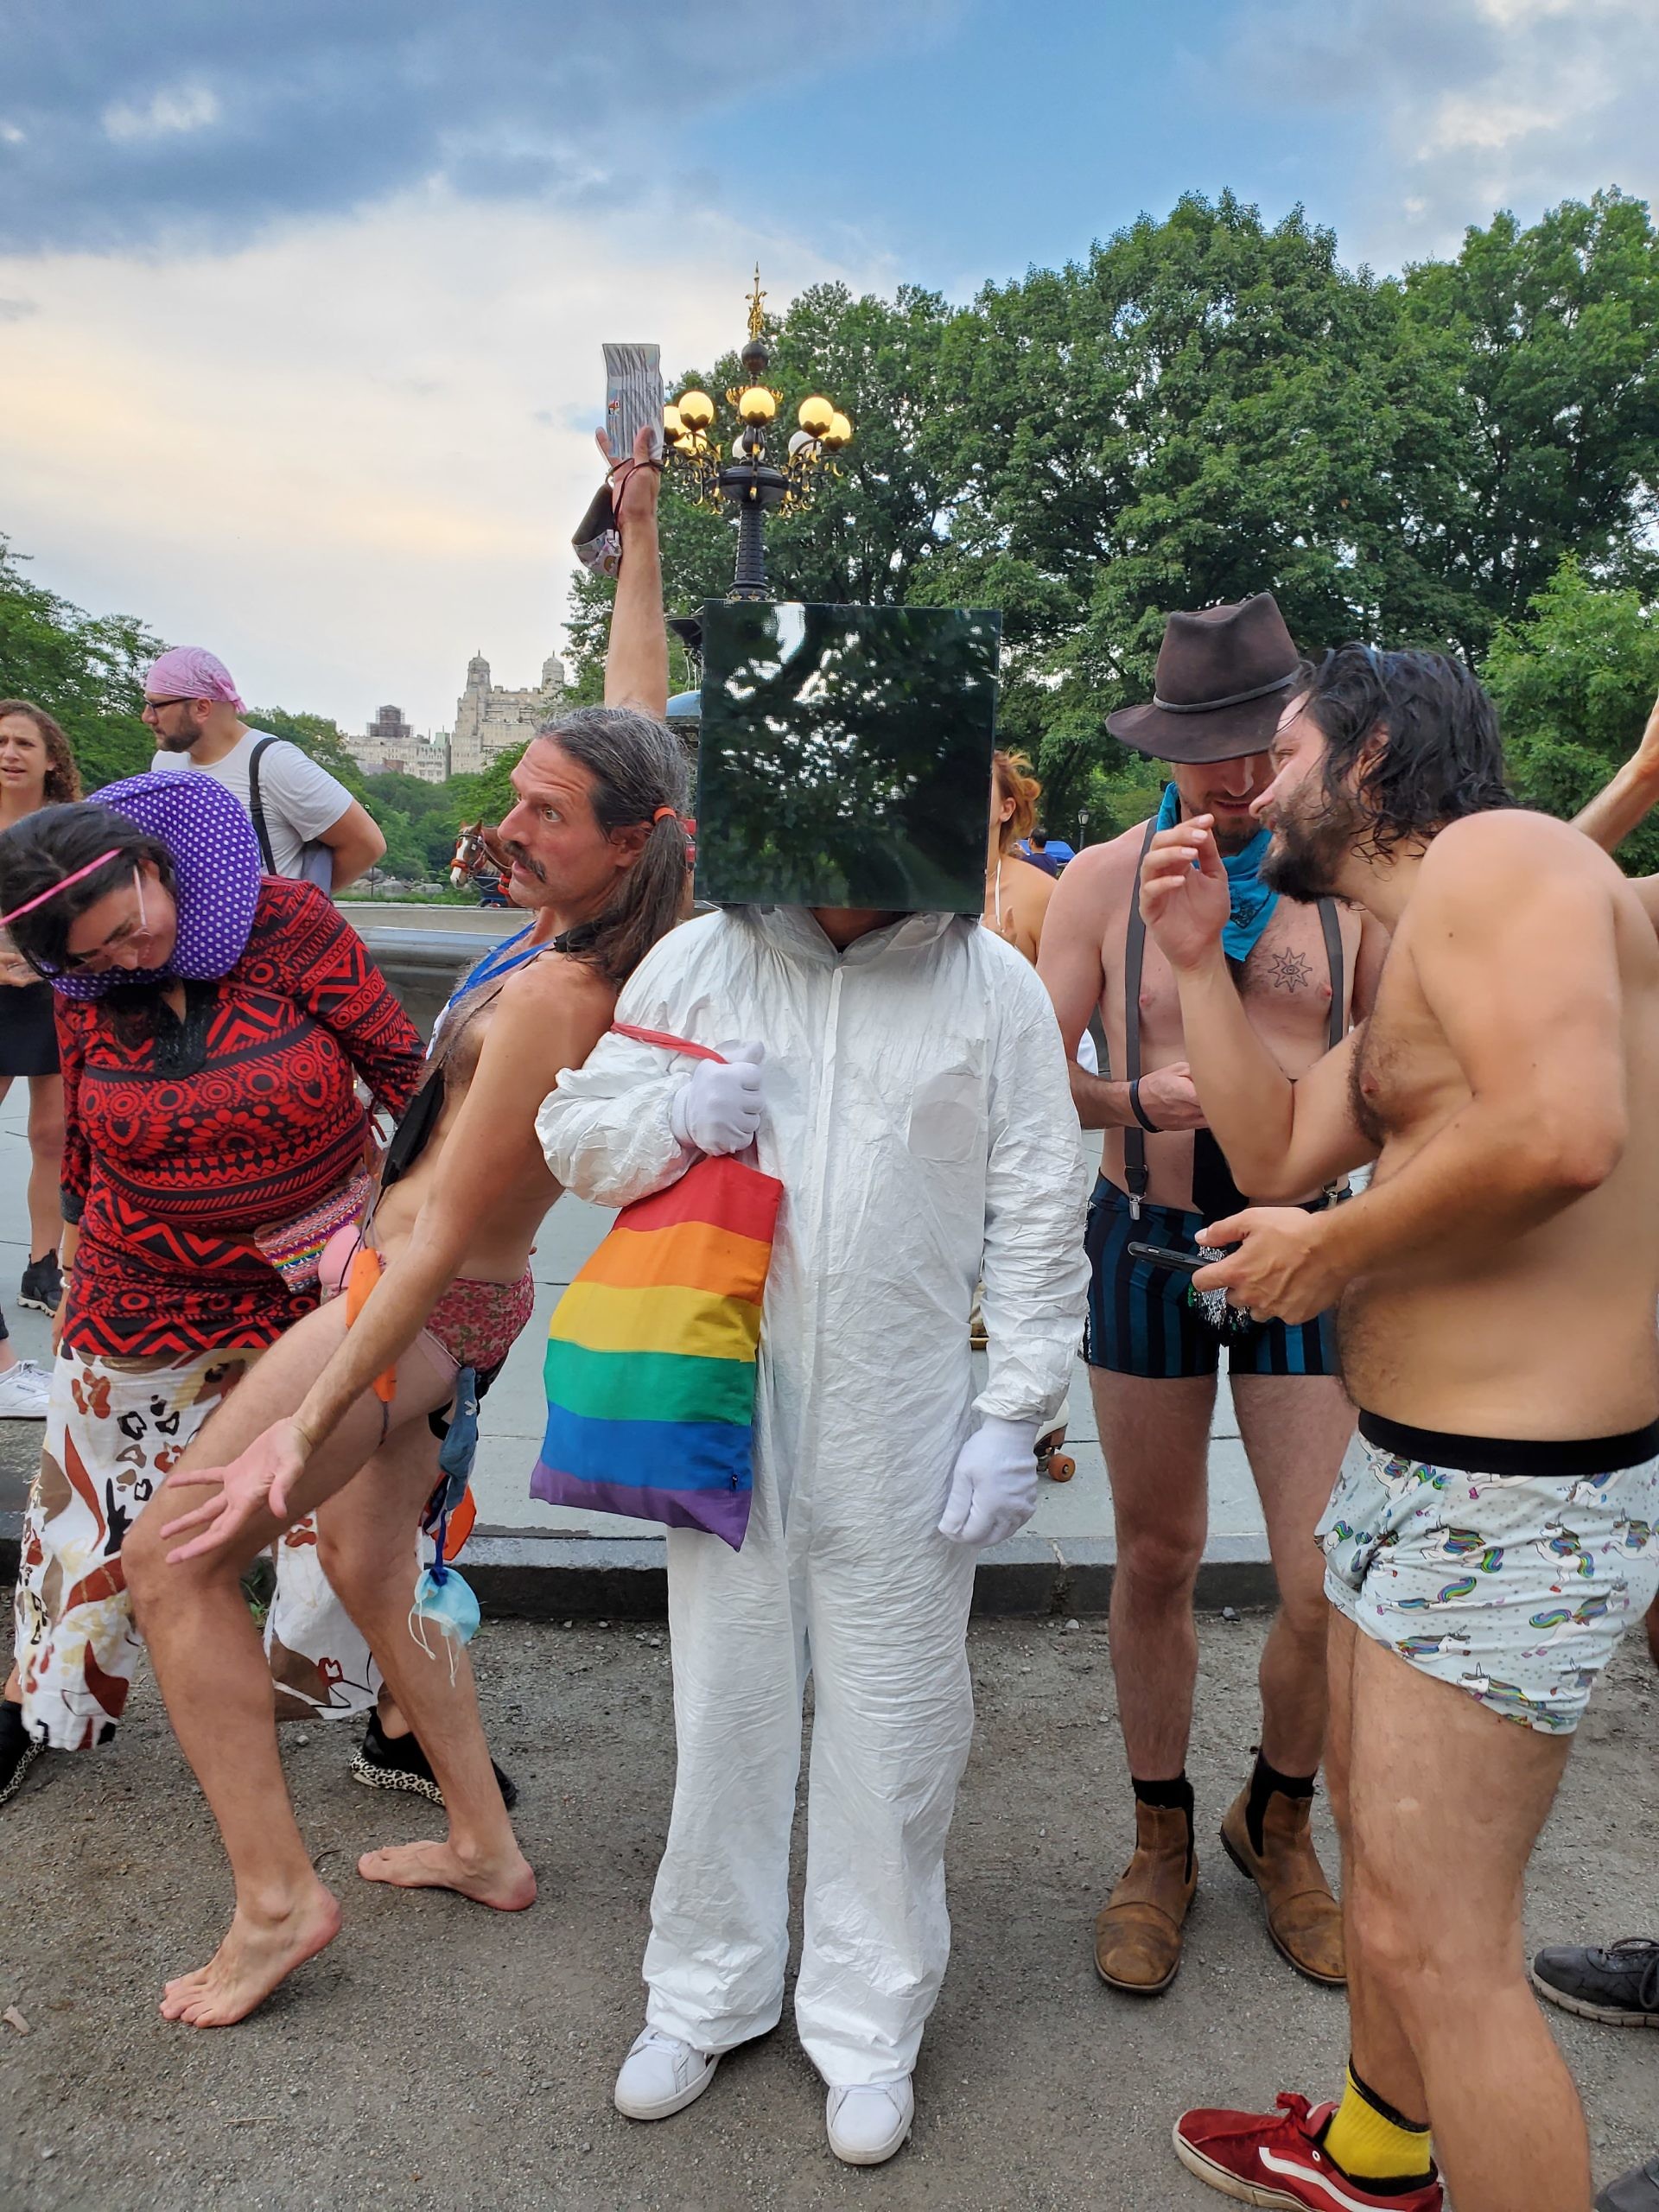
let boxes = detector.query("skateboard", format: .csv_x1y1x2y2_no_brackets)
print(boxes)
1037,1428,1075,1483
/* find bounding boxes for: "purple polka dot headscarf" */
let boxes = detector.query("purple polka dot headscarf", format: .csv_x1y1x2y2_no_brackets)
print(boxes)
50,772,264,1001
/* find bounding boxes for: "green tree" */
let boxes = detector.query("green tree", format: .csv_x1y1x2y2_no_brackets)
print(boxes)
243,706,370,801
363,769,479,875
929,192,1472,818
0,536,159,789
1484,556,1659,871
564,282,960,695
1403,191,1659,639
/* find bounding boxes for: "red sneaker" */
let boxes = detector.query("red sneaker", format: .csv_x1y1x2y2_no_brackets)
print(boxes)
1173,2093,1443,2209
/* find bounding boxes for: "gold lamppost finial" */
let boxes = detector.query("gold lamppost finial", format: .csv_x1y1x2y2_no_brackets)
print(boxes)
664,270,854,599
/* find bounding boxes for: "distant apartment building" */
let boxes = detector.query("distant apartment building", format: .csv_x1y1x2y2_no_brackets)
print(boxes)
352,704,451,784
449,649,566,776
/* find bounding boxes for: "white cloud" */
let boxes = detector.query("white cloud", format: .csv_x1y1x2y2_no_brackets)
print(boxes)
0,123,24,145
1221,0,1658,266
102,82,221,145
0,187,893,737
1418,96,1557,156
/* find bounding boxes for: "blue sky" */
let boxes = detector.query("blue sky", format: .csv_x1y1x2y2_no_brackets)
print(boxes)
2,0,1653,732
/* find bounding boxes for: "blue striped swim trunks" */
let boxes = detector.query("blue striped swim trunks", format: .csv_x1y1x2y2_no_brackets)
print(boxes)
1083,1177,1339,1380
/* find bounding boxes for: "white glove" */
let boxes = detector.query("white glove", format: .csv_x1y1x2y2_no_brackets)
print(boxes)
669,1041,765,1156
938,1417,1042,1549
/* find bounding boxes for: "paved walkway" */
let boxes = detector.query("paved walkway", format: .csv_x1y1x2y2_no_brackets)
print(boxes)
0,1079,1278,1573
1,1612,1655,2209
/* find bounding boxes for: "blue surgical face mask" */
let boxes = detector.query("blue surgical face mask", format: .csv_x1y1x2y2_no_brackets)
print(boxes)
408,1562,480,1684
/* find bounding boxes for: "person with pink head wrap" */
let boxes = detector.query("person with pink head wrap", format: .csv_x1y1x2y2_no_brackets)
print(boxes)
144,645,246,712
143,646,385,891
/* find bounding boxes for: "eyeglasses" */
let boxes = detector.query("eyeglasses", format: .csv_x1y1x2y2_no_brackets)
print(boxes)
53,868,153,974
140,696,193,720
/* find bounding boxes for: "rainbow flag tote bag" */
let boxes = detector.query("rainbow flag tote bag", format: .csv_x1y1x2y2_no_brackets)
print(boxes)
530,1027,783,1550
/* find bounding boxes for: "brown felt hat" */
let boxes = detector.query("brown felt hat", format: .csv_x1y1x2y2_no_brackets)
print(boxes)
1106,594,1303,763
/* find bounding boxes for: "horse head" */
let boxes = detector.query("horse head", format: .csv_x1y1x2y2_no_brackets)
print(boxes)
449,820,512,889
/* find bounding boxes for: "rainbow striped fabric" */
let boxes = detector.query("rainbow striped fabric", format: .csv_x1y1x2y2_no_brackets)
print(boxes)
531,1152,781,1549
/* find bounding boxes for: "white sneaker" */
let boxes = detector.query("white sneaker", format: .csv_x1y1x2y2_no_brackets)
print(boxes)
825,2078,914,2166
613,2028,719,2120
0,1360,50,1420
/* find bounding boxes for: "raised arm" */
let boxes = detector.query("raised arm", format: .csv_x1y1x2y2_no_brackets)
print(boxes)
1573,689,1659,856
601,426,669,720
1199,817,1627,1324
1037,836,1205,1132
1140,814,1373,1198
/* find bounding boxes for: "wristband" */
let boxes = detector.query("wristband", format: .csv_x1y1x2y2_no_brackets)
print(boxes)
1128,1079,1160,1134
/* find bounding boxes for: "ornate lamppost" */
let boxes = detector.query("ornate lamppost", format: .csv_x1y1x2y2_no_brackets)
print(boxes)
664,268,854,601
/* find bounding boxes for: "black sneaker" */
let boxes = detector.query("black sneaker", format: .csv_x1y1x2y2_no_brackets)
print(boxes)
1531,1939,1659,2026
1599,2152,1659,2212
17,1252,62,1313
0,1700,43,1808
351,1709,518,1812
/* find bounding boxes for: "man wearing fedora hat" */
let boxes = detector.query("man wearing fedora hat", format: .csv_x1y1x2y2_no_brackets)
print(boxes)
1040,594,1387,1999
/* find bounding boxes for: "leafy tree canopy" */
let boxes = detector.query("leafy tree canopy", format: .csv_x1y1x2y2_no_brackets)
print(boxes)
1488,556,1659,873
9,187,1659,862
0,536,158,790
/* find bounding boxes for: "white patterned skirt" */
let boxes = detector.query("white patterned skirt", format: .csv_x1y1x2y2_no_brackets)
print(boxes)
14,1346,379,1748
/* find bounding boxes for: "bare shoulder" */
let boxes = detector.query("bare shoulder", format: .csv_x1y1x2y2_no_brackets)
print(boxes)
1424,808,1616,887
488,952,616,1061
1046,824,1147,920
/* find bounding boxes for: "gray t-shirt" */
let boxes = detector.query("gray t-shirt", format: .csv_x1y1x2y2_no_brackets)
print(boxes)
150,729,352,880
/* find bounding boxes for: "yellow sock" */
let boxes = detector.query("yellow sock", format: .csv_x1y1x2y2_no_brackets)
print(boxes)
1323,2065,1433,2183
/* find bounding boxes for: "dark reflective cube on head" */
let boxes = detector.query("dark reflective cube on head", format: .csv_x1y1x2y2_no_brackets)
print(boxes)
694,602,1001,912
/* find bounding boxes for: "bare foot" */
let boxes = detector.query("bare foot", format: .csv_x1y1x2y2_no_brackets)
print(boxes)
160,1883,341,2027
357,1838,537,1910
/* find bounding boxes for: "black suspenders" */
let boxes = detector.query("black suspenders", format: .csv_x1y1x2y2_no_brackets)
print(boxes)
1122,819,1160,1221
1121,813,1344,1220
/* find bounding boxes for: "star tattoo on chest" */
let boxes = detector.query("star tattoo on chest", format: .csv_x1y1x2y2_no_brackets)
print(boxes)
1266,947,1313,993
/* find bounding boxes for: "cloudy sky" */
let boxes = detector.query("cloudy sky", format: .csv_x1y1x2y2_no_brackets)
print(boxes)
2,0,1653,736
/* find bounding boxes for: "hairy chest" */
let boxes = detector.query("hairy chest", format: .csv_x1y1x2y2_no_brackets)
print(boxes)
1349,939,1462,1147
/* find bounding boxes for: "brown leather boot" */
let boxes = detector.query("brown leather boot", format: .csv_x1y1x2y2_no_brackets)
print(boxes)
1093,1800,1197,1995
1219,1783,1345,1986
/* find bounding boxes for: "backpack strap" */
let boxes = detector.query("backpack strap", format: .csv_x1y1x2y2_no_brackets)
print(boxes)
245,735,279,874
1121,816,1160,1222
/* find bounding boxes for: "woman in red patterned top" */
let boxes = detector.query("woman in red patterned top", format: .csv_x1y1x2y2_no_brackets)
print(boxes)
0,773,424,1805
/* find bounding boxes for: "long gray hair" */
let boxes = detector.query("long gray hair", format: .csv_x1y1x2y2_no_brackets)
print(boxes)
535,704,690,986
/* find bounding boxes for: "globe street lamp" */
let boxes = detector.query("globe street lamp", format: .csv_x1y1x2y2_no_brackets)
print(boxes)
664,268,853,601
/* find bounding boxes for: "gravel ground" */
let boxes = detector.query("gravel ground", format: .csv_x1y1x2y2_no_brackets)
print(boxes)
2,1611,1655,2211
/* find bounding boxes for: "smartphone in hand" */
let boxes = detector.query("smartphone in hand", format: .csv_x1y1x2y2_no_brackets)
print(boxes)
604,342,664,463
1127,1242,1206,1274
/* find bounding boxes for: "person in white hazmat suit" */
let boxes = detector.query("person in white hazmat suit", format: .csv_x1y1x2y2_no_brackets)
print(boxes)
536,543,1089,2170
539,906,1087,2163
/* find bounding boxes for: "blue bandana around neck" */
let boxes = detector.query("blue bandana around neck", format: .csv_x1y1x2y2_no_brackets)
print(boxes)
1155,781,1278,963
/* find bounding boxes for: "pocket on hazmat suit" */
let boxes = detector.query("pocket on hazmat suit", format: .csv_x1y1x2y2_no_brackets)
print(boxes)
906,1065,982,1162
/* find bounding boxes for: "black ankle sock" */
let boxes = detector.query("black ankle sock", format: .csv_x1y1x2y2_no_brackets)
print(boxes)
1132,1773,1195,1878
1245,1749,1315,1855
